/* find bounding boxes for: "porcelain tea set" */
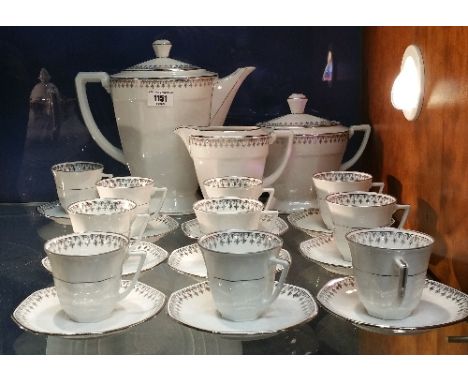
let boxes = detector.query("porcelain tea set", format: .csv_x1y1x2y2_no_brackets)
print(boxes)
14,39,468,340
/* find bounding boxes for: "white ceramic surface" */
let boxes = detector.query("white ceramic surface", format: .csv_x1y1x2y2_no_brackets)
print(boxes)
67,198,150,241
333,219,393,262
287,208,332,235
175,126,293,198
36,202,179,241
317,277,468,334
299,235,352,275
258,94,372,213
167,281,318,340
198,230,289,321
96,176,167,216
44,231,146,322
193,197,278,234
141,214,179,242
312,171,384,229
57,187,99,210
44,232,130,282
326,191,411,261
168,243,291,279
181,216,289,239
51,161,112,189
345,228,434,320
43,241,168,276
325,191,411,228
203,176,275,210
37,201,71,225
12,281,166,338
75,40,255,215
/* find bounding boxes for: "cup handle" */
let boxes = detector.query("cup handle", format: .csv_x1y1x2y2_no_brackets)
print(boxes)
394,204,411,228
130,213,150,243
395,257,409,304
117,249,146,301
370,182,385,193
262,255,290,308
149,186,168,216
101,173,113,179
260,210,279,221
261,187,275,210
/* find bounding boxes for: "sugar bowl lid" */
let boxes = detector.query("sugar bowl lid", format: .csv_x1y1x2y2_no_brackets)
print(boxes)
257,93,341,129
111,40,217,79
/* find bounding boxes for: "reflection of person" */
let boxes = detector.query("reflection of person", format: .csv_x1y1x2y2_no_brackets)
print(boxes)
322,50,333,83
18,68,92,201
26,68,62,143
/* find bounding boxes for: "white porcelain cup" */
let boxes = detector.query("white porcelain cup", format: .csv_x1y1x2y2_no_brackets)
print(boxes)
334,219,395,262
51,161,112,190
203,176,275,210
193,197,278,235
312,171,385,229
346,228,434,320
198,230,290,322
67,198,150,242
57,186,99,210
45,232,146,322
96,176,168,216
325,191,410,261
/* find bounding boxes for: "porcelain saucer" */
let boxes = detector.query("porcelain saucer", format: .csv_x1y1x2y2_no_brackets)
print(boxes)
299,234,352,275
42,241,168,276
181,216,289,239
168,243,291,278
287,208,332,236
37,201,71,225
167,281,318,341
12,281,166,339
317,276,468,335
37,202,178,242
142,214,179,242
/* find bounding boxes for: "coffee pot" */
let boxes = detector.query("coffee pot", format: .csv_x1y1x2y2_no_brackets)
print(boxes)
75,40,255,214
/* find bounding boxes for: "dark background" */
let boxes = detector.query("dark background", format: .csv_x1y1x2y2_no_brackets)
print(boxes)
0,26,364,202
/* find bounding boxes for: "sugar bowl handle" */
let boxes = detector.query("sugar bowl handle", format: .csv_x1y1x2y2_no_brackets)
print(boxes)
340,124,371,170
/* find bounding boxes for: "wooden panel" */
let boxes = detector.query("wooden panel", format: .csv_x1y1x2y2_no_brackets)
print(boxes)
360,26,468,354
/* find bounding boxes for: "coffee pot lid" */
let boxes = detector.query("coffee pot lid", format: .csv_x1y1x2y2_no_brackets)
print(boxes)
112,40,217,79
257,93,341,128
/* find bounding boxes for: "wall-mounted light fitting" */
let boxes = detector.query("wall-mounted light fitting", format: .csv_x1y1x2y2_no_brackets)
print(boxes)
391,45,425,121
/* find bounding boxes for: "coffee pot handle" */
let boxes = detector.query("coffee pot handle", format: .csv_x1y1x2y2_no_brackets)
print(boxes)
117,249,147,301
340,124,372,170
263,131,293,187
75,72,126,164
394,204,411,228
263,255,290,308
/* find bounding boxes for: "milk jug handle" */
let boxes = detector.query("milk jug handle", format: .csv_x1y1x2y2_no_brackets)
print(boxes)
340,124,371,170
75,72,126,164
263,131,293,187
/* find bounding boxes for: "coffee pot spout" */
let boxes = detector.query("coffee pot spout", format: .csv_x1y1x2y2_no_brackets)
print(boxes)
210,66,255,126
